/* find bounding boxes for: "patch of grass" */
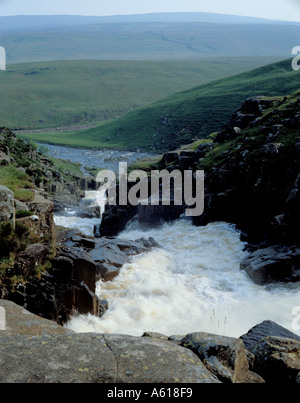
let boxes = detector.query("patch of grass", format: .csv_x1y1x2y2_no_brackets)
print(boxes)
84,166,104,176
35,261,52,281
50,156,82,177
0,165,35,201
15,210,34,218
13,189,35,202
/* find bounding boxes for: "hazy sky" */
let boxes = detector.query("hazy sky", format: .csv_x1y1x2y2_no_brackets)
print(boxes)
0,0,300,22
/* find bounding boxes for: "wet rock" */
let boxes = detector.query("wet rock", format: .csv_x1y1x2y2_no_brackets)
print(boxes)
69,235,96,250
181,332,263,383
56,246,97,292
240,320,300,353
96,262,120,282
251,336,300,383
89,242,130,268
240,245,300,285
100,204,138,237
90,237,159,277
76,281,108,317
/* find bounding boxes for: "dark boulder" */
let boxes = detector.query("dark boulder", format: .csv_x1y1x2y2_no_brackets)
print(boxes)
240,245,300,285
56,246,97,292
181,332,264,383
251,336,300,383
240,320,300,353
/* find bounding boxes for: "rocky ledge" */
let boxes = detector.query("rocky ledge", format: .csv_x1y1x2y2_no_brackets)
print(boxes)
1,300,300,383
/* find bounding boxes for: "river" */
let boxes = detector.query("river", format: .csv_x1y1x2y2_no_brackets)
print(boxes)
38,143,156,174
54,189,300,339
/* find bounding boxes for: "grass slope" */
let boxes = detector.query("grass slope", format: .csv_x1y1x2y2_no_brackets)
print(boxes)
0,57,278,129
19,58,300,152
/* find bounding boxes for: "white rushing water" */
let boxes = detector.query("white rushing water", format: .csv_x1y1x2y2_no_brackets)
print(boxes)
54,191,106,237
63,208,300,338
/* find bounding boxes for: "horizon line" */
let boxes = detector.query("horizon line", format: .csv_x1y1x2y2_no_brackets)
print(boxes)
0,11,299,24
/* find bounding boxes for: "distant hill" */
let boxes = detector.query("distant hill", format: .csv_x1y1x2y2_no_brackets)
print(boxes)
0,13,299,63
19,58,300,151
0,13,298,32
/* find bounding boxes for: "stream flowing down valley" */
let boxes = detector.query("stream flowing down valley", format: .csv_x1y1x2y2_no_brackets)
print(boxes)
57,191,300,338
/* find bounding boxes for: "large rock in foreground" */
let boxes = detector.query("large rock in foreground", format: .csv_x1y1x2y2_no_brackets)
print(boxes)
0,333,220,383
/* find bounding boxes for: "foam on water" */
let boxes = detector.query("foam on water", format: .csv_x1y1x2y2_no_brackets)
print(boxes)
65,219,300,338
54,191,105,237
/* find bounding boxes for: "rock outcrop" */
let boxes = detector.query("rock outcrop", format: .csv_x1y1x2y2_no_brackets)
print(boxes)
0,185,14,223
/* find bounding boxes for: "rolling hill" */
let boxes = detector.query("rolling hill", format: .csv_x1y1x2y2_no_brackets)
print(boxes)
0,57,278,129
18,58,300,151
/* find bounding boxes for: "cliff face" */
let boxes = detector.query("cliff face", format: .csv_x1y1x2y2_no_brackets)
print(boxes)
194,93,300,247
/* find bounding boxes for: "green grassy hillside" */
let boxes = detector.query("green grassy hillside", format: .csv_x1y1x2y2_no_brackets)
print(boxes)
0,57,278,129
19,58,300,151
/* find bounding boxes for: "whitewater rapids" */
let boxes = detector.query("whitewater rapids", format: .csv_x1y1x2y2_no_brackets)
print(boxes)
63,207,300,338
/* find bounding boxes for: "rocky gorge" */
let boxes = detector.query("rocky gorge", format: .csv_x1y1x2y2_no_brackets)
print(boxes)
100,91,300,287
0,91,300,384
